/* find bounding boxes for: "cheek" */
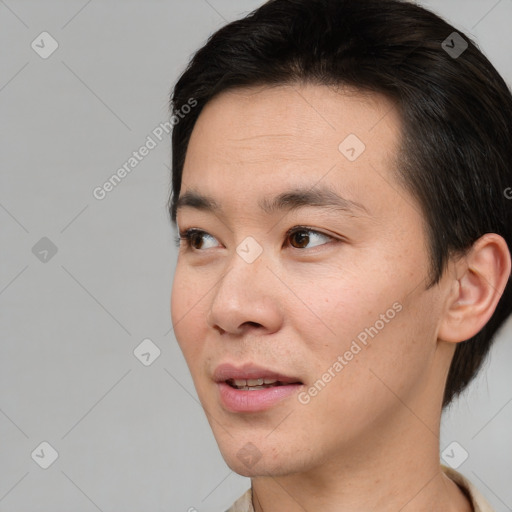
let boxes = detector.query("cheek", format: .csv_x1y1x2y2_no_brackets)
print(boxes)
170,263,208,355
320,294,438,419
293,267,432,399
292,267,392,354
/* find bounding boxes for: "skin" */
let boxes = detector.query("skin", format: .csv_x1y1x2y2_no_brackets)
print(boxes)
171,84,510,512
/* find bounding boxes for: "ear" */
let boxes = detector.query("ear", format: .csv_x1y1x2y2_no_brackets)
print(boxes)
438,233,511,343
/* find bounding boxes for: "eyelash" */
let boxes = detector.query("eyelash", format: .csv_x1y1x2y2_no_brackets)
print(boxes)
174,226,336,251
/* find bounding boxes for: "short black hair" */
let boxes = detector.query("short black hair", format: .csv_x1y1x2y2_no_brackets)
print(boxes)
168,0,512,408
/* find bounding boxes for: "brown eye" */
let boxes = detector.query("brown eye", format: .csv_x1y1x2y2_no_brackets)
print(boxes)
289,230,310,248
287,228,333,249
190,231,205,249
177,229,219,250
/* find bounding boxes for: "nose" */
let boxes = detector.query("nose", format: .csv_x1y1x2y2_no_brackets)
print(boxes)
206,254,283,336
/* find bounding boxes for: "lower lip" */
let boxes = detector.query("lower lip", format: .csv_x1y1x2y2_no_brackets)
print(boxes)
217,382,302,412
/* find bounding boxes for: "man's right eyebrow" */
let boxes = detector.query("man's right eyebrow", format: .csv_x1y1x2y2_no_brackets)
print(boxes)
175,191,221,214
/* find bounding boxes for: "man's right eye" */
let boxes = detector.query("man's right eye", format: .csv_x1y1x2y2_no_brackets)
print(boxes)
175,229,219,250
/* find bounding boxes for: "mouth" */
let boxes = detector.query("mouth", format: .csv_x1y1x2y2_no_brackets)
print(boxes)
213,363,304,412
225,377,301,391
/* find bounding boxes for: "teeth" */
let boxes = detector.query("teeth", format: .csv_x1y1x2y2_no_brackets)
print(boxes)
247,378,264,386
232,378,279,387
229,378,282,389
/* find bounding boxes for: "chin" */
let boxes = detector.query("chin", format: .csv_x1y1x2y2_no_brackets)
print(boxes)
225,458,262,477
217,439,307,478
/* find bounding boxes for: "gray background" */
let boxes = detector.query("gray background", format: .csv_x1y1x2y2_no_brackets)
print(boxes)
1,0,511,511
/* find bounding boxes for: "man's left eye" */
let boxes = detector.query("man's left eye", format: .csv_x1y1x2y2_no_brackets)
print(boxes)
286,228,333,249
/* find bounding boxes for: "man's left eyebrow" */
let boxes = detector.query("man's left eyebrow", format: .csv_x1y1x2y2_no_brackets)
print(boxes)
258,186,371,216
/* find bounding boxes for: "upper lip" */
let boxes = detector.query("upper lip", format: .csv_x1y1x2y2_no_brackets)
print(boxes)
213,363,302,384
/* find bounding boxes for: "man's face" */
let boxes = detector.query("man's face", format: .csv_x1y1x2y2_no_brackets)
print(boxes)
171,84,452,477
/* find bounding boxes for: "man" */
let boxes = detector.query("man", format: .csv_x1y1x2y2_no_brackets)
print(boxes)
169,0,512,510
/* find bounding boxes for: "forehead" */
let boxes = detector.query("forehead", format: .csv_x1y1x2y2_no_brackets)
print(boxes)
180,83,405,217
184,83,400,168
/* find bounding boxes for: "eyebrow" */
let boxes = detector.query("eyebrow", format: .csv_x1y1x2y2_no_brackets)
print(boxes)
175,186,370,217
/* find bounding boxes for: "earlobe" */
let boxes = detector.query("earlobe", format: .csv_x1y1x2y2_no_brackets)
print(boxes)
438,233,511,344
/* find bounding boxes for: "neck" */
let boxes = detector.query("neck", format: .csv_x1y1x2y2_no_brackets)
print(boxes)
251,464,472,512
250,414,472,512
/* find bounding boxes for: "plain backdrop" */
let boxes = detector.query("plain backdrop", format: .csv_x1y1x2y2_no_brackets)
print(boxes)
1,1,511,511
